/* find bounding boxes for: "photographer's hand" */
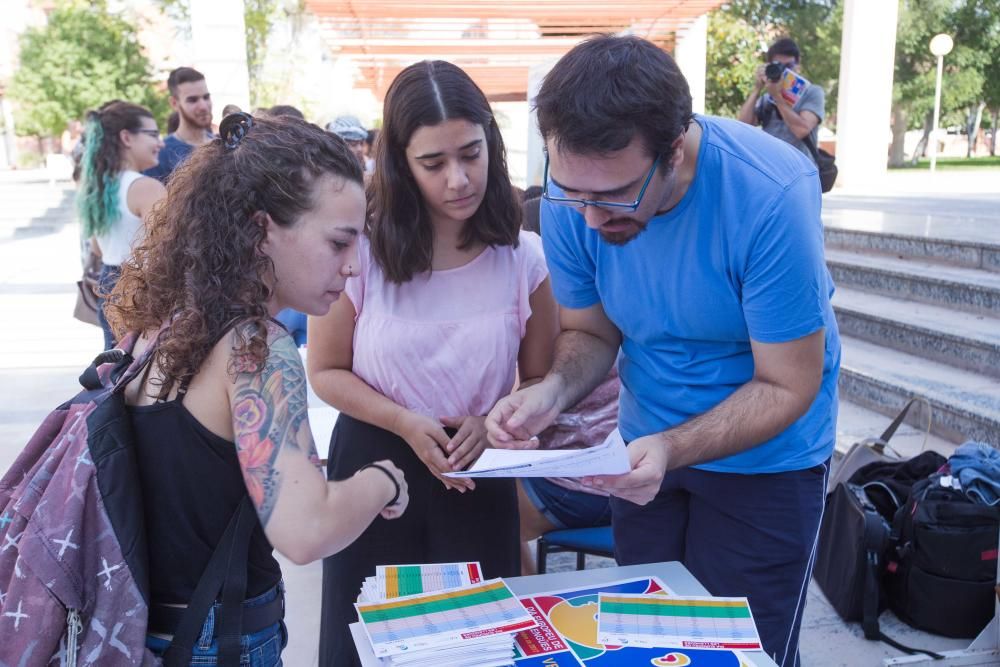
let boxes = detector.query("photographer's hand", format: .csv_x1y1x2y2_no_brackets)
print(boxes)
754,65,767,92
765,78,784,104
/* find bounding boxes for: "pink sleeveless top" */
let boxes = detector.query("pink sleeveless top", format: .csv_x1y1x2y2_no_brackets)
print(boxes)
345,231,548,418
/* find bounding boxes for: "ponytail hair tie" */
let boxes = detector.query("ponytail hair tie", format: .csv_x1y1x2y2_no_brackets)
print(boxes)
220,112,254,150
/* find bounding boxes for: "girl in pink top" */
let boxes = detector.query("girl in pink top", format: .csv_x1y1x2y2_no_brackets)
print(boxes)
307,61,558,667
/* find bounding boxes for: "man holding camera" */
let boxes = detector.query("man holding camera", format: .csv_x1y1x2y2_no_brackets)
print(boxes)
739,38,825,162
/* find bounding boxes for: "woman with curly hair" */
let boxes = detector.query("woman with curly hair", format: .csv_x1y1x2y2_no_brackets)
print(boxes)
307,61,559,666
106,113,409,665
77,100,166,349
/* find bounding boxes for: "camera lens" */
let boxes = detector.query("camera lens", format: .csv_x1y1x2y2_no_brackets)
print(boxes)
765,62,785,82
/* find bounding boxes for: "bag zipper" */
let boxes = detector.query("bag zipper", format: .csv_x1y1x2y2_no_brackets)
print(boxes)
66,608,82,667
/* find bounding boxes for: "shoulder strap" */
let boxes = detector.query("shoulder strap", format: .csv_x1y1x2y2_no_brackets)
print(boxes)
161,497,257,667
878,398,921,445
800,131,822,164
78,332,143,392
859,510,945,659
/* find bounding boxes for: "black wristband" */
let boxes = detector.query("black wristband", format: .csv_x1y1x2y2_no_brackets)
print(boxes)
361,463,400,507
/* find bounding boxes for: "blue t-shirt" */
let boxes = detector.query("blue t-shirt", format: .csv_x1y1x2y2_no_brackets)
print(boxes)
143,134,197,183
541,115,840,474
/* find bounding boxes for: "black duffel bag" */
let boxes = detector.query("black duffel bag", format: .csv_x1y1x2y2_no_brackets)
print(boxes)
814,449,947,658
886,473,1000,638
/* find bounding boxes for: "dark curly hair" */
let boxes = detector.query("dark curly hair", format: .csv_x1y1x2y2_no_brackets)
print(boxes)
535,34,693,162
106,114,363,396
368,60,521,283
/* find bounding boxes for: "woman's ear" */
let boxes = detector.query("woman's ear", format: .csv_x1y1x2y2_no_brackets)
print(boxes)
254,211,276,251
119,128,134,149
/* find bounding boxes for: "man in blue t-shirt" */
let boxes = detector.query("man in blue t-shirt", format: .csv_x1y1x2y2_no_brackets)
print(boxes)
486,35,840,667
144,67,214,182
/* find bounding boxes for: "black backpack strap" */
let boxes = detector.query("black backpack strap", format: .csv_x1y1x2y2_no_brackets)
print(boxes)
859,511,944,659
861,511,886,640
801,131,823,165
162,497,257,667
876,632,945,660
878,398,920,444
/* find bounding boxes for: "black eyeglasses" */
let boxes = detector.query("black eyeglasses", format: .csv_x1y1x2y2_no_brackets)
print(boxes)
132,129,161,140
542,153,661,212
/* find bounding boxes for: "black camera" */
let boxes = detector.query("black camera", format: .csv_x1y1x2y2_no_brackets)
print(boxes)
765,61,787,82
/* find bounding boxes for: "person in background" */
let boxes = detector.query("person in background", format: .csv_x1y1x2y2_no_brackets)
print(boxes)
307,60,558,666
106,112,409,665
165,111,180,135
61,119,83,156
77,100,166,349
364,128,379,173
221,103,243,118
522,185,542,201
267,105,305,120
737,37,825,163
144,67,213,182
326,115,368,170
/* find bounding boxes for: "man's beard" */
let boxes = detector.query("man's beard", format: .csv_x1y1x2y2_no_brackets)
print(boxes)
179,106,212,131
598,216,649,246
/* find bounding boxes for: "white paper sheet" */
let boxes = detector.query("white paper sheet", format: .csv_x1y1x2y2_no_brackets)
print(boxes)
445,429,631,478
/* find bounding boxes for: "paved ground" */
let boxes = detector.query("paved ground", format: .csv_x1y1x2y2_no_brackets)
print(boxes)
0,170,994,665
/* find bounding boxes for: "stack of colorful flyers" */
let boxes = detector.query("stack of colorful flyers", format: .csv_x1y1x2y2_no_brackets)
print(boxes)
355,578,537,666
358,562,483,604
596,593,763,652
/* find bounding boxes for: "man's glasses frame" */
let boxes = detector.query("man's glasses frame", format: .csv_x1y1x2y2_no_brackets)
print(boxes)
541,153,661,212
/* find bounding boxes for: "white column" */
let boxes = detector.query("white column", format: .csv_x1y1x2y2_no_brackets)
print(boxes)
835,0,899,189
673,15,708,114
526,59,557,188
189,0,251,124
493,101,530,189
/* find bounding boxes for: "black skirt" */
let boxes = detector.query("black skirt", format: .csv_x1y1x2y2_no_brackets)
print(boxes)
318,413,519,667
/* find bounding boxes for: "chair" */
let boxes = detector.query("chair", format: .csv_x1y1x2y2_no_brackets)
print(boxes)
535,526,614,574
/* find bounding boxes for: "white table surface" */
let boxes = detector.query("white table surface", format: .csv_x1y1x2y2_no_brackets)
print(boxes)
350,561,778,666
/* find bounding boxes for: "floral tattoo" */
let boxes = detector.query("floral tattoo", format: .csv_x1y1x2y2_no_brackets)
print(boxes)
231,323,319,526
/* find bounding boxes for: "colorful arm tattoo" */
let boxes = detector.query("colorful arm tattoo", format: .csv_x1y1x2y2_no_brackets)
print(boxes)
231,323,321,527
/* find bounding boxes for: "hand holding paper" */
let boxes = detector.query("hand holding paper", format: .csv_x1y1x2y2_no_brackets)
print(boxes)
582,432,669,506
446,429,630,479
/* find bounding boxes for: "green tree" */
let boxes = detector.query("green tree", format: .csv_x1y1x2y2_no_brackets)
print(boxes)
889,0,994,165
705,10,762,117
244,0,306,108
9,1,167,138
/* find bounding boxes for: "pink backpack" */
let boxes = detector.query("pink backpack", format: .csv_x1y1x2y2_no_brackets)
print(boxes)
0,337,258,666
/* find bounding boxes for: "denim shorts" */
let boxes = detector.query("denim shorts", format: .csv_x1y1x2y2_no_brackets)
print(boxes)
146,583,287,666
521,477,612,530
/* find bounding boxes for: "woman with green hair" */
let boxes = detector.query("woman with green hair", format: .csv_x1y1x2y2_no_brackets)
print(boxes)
78,100,166,348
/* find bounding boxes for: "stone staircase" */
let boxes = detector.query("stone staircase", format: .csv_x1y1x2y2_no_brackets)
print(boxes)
0,179,76,242
825,207,1000,449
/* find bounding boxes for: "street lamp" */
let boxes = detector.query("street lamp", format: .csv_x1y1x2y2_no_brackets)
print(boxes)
928,33,954,172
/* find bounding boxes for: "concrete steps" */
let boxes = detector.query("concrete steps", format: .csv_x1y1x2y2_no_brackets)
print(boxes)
827,219,1000,447
826,248,1000,316
825,226,1000,273
0,183,75,241
839,335,1000,443
832,286,1000,379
